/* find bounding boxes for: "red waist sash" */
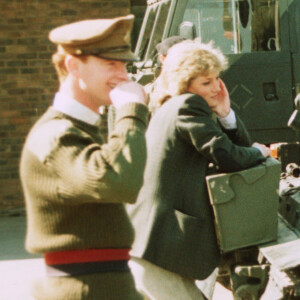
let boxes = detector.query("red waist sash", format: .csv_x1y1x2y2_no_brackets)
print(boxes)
44,248,130,265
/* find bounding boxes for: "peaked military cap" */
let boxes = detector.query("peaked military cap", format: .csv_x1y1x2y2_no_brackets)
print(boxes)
49,15,138,62
156,36,186,56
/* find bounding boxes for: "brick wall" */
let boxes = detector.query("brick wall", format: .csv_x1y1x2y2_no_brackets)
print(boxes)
0,0,130,212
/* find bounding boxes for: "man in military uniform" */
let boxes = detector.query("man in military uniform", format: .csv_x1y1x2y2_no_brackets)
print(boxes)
20,15,148,300
223,0,278,52
251,0,278,51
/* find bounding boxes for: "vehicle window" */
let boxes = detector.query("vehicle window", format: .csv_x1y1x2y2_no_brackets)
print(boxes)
135,0,172,61
135,4,159,60
146,0,171,60
183,0,280,54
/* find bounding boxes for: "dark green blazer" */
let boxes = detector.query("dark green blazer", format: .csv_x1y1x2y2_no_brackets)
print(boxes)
127,93,265,280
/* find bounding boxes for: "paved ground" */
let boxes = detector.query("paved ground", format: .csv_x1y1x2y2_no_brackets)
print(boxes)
0,215,233,300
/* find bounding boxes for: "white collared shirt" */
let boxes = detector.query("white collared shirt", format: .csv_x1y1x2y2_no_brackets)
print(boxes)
53,92,101,126
217,109,237,129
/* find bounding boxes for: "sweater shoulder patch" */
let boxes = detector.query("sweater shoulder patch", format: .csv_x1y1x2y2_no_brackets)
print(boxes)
26,119,71,163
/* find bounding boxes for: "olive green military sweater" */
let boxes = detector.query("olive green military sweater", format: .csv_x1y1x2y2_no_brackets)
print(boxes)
20,102,149,254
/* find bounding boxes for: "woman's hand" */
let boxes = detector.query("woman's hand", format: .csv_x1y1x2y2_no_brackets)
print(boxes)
252,142,271,157
209,79,231,118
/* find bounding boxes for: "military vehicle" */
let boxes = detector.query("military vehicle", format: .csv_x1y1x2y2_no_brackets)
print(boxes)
133,0,300,144
129,0,300,299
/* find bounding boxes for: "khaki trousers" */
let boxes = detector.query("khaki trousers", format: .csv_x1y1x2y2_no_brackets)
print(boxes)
129,257,216,300
32,271,142,300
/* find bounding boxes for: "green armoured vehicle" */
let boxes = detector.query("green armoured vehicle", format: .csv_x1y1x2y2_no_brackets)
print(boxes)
130,0,300,299
132,0,300,145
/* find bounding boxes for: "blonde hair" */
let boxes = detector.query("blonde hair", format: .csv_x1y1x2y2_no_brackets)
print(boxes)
52,46,88,83
152,39,228,107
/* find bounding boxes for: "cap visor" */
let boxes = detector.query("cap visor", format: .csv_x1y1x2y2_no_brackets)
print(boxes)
99,50,139,62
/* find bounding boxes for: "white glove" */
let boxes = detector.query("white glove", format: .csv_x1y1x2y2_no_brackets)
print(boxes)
109,81,146,109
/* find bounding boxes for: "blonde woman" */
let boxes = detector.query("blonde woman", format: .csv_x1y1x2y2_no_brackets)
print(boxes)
127,39,270,300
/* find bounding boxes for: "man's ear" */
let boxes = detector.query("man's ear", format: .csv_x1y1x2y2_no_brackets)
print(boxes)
159,54,166,64
65,55,79,77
